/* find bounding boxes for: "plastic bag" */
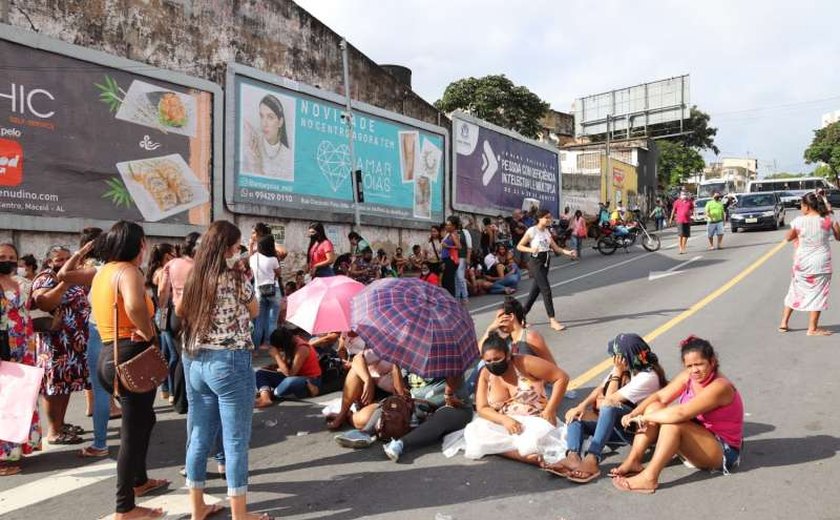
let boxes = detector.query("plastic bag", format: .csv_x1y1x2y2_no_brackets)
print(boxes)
455,415,566,461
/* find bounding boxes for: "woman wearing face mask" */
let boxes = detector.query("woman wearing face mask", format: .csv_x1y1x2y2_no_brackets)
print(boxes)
611,336,743,494
177,220,263,520
418,261,440,285
90,221,169,519
17,254,37,281
307,222,336,278
459,333,568,466
31,245,91,446
0,243,41,477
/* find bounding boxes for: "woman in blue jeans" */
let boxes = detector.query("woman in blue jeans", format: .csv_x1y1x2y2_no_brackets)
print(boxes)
249,235,282,349
254,327,321,408
543,333,666,484
177,220,266,520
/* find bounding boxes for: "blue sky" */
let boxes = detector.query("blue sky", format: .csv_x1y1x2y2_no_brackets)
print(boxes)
295,0,840,177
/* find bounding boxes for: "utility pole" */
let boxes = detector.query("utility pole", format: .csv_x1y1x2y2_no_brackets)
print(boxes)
1,0,9,24
340,38,362,229
605,114,611,205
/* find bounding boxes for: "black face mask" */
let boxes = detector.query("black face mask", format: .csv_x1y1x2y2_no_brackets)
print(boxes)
486,358,509,376
0,261,16,275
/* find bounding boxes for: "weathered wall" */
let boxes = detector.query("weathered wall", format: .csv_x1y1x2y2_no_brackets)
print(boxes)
5,0,444,269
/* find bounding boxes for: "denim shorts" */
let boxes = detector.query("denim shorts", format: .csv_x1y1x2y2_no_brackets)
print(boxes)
716,435,741,475
707,221,725,237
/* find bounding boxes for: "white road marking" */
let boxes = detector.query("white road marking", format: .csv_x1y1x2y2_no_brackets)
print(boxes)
0,460,116,515
648,255,703,281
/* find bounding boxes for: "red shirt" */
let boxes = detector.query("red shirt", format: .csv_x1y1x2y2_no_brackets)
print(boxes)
420,272,440,286
295,336,322,378
673,199,695,224
308,240,334,270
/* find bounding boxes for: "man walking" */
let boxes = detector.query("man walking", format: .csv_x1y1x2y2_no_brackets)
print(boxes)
705,192,726,250
669,191,694,254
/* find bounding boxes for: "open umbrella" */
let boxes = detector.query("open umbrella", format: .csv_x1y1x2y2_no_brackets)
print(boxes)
350,278,478,378
285,275,365,334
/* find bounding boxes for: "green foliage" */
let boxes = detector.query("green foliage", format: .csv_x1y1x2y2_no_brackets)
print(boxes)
812,164,833,178
102,177,132,208
657,140,705,188
677,107,719,154
435,75,549,138
765,172,805,179
95,75,123,113
804,122,840,185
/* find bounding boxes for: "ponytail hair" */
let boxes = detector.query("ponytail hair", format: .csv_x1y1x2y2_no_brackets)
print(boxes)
802,192,830,217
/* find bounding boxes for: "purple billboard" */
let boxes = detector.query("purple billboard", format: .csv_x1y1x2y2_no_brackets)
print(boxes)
452,112,560,215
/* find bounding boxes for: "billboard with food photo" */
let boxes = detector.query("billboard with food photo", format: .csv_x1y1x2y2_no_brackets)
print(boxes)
226,65,447,228
0,28,217,234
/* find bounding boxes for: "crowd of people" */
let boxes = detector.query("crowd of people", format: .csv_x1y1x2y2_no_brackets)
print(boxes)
10,193,813,518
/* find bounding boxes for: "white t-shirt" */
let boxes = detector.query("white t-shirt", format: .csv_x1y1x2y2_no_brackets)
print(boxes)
524,226,553,253
250,253,280,287
484,252,498,271
600,371,660,405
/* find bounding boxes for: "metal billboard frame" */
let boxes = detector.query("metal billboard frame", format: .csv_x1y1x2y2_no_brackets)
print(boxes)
224,63,449,230
0,23,224,237
450,110,561,216
574,75,690,138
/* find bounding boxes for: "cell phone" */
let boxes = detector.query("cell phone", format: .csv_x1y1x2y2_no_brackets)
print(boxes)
0,330,10,361
626,419,641,434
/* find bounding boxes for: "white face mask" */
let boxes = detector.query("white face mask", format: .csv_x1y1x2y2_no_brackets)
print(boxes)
225,255,238,269
16,267,26,278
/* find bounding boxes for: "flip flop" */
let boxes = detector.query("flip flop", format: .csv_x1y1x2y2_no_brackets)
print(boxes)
608,467,641,478
61,424,85,435
777,326,790,333
78,446,109,458
807,329,833,336
0,465,22,476
541,462,573,478
134,478,171,497
566,469,601,484
612,475,656,494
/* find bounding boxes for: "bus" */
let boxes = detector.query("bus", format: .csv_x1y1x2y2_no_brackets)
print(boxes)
698,179,738,198
747,177,834,194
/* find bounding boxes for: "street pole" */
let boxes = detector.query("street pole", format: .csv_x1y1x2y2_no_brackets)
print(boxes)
605,114,611,205
340,38,362,229
1,0,9,24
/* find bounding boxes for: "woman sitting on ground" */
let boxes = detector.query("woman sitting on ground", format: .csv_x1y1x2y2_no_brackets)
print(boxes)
255,327,322,408
464,333,568,465
611,335,743,494
544,333,666,483
326,347,403,430
480,297,556,364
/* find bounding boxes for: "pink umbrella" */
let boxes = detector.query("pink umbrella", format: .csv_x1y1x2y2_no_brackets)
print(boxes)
285,275,365,334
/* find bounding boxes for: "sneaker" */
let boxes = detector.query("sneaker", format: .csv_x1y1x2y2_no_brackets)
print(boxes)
383,439,403,462
334,430,374,449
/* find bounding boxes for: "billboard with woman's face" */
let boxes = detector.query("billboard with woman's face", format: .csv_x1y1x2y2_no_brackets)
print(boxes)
226,65,447,229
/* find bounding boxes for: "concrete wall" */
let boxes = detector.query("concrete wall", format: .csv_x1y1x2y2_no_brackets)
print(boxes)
5,0,445,270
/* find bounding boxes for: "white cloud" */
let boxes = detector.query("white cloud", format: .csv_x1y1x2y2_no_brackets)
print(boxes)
295,0,840,174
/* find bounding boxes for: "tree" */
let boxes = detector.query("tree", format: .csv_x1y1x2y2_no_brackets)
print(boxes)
678,107,720,154
657,140,705,188
435,75,549,138
812,164,833,179
804,121,840,186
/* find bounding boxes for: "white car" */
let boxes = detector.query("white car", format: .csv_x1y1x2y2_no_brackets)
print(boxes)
692,198,712,224
777,191,802,208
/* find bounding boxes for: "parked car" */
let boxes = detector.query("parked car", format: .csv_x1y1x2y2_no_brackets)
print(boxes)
824,189,840,207
692,197,712,224
777,191,802,208
730,192,785,232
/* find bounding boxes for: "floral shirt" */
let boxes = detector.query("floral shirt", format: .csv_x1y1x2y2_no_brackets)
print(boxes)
195,271,255,351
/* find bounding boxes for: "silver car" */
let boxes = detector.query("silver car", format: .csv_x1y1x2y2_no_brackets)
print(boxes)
692,198,712,224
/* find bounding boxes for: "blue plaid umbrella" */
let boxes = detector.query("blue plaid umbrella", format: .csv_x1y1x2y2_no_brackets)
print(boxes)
350,278,478,378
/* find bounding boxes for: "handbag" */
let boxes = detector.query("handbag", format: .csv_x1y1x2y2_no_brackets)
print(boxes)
376,394,415,441
112,267,168,396
256,254,277,298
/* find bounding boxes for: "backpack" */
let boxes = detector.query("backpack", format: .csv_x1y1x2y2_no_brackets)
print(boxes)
376,394,414,441
318,353,346,395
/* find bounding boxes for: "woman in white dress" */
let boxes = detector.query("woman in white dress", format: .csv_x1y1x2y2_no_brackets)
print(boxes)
245,94,293,181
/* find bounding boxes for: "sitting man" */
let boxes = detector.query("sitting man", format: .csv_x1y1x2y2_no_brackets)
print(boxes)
610,206,631,238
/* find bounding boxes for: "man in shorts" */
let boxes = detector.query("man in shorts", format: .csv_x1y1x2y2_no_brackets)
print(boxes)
670,191,695,254
705,192,726,250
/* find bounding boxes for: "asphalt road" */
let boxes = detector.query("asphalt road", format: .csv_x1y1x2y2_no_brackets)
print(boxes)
3,215,840,520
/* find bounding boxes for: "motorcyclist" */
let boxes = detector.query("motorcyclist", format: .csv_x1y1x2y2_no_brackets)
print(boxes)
610,206,632,238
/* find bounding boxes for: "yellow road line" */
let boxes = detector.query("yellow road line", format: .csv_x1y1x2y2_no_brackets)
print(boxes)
567,238,789,390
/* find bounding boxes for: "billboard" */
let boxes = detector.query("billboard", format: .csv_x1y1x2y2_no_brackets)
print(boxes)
0,26,220,235
452,111,560,216
226,65,446,228
575,75,690,137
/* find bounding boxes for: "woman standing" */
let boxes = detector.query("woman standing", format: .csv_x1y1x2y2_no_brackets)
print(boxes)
0,243,41,476
249,235,282,349
307,222,336,278
90,221,168,519
32,245,91,445
439,219,461,297
569,210,587,260
425,225,443,275
178,221,263,520
778,192,840,336
516,209,577,332
145,243,175,401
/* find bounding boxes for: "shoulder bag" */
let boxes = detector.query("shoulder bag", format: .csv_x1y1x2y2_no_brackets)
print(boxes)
112,267,168,396
256,254,276,298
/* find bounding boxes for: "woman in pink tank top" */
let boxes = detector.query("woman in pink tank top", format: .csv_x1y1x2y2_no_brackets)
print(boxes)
611,335,743,494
